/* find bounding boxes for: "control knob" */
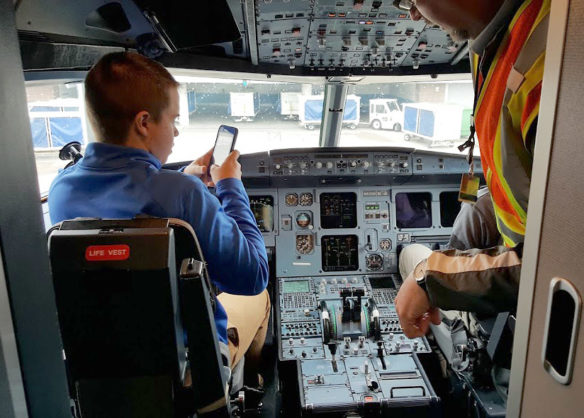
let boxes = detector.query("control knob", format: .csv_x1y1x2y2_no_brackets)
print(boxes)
350,161,357,168
388,161,396,168
362,161,371,169
326,161,334,169
315,161,323,169
400,162,409,168
275,164,282,170
287,163,294,169
299,162,307,169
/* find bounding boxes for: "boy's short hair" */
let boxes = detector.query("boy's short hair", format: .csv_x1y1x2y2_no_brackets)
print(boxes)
85,52,179,144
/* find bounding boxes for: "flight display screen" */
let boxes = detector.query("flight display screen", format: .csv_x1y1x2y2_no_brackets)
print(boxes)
249,195,274,232
440,191,462,227
395,192,432,228
320,192,357,229
282,280,310,293
321,235,359,272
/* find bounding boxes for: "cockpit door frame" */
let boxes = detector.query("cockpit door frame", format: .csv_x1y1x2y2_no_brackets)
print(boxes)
0,1,71,416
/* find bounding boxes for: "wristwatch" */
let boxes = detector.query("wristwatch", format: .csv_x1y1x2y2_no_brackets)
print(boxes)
415,275,428,294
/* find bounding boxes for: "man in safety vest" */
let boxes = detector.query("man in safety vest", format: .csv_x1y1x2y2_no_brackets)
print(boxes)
394,0,550,338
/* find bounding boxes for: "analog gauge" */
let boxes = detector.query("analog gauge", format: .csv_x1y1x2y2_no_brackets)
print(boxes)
299,192,313,206
366,254,384,271
285,193,298,206
379,239,392,251
296,212,312,228
296,234,314,254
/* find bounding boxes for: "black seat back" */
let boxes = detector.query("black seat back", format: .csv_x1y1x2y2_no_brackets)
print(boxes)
48,218,229,417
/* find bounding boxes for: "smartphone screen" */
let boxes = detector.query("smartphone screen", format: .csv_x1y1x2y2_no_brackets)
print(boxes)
212,125,238,167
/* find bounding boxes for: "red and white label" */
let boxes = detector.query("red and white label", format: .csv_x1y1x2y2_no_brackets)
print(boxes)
85,244,130,261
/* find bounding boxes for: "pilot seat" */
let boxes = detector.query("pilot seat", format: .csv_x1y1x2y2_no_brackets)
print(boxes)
47,218,251,418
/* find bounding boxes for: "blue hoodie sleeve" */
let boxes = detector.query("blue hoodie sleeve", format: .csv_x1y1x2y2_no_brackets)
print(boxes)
181,177,269,295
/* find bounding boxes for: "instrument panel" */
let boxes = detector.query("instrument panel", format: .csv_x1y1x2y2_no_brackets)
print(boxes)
238,148,476,415
242,148,473,276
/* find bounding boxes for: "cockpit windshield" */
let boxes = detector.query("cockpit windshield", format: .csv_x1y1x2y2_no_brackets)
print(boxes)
27,72,474,195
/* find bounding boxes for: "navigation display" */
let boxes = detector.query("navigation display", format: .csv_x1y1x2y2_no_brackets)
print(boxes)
282,280,310,293
440,191,462,227
395,192,432,228
249,195,274,232
321,235,359,272
320,192,357,229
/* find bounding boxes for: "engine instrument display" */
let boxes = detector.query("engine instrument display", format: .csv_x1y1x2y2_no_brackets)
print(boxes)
249,195,274,232
320,192,357,229
321,235,359,272
296,234,314,254
395,192,432,228
440,191,462,227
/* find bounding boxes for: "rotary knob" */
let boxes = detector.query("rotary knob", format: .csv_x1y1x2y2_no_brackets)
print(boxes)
362,161,370,168
275,164,282,170
350,161,357,168
315,161,323,169
400,162,409,168
299,162,307,169
389,162,396,168
287,163,294,169
326,161,334,169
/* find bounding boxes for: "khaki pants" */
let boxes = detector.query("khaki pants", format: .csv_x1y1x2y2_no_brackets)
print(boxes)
217,289,271,369
399,244,432,280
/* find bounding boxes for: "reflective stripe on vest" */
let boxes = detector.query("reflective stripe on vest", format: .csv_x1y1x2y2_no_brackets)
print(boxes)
473,0,550,247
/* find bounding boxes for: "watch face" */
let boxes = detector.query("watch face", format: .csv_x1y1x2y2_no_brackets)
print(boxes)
415,276,427,293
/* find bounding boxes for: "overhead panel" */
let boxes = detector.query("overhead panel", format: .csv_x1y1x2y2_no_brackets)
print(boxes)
255,0,464,72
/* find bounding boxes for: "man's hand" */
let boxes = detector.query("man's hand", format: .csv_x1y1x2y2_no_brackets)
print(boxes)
210,150,242,183
394,264,441,338
184,148,214,186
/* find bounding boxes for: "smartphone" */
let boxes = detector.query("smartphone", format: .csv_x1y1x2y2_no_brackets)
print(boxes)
210,125,238,172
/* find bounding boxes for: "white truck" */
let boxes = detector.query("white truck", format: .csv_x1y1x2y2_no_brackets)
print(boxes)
368,98,403,131
229,92,256,122
280,92,301,120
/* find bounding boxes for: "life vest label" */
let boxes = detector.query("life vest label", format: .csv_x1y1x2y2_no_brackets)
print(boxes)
85,245,130,261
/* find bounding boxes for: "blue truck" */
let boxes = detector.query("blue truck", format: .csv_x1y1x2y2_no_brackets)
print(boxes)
298,95,361,130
